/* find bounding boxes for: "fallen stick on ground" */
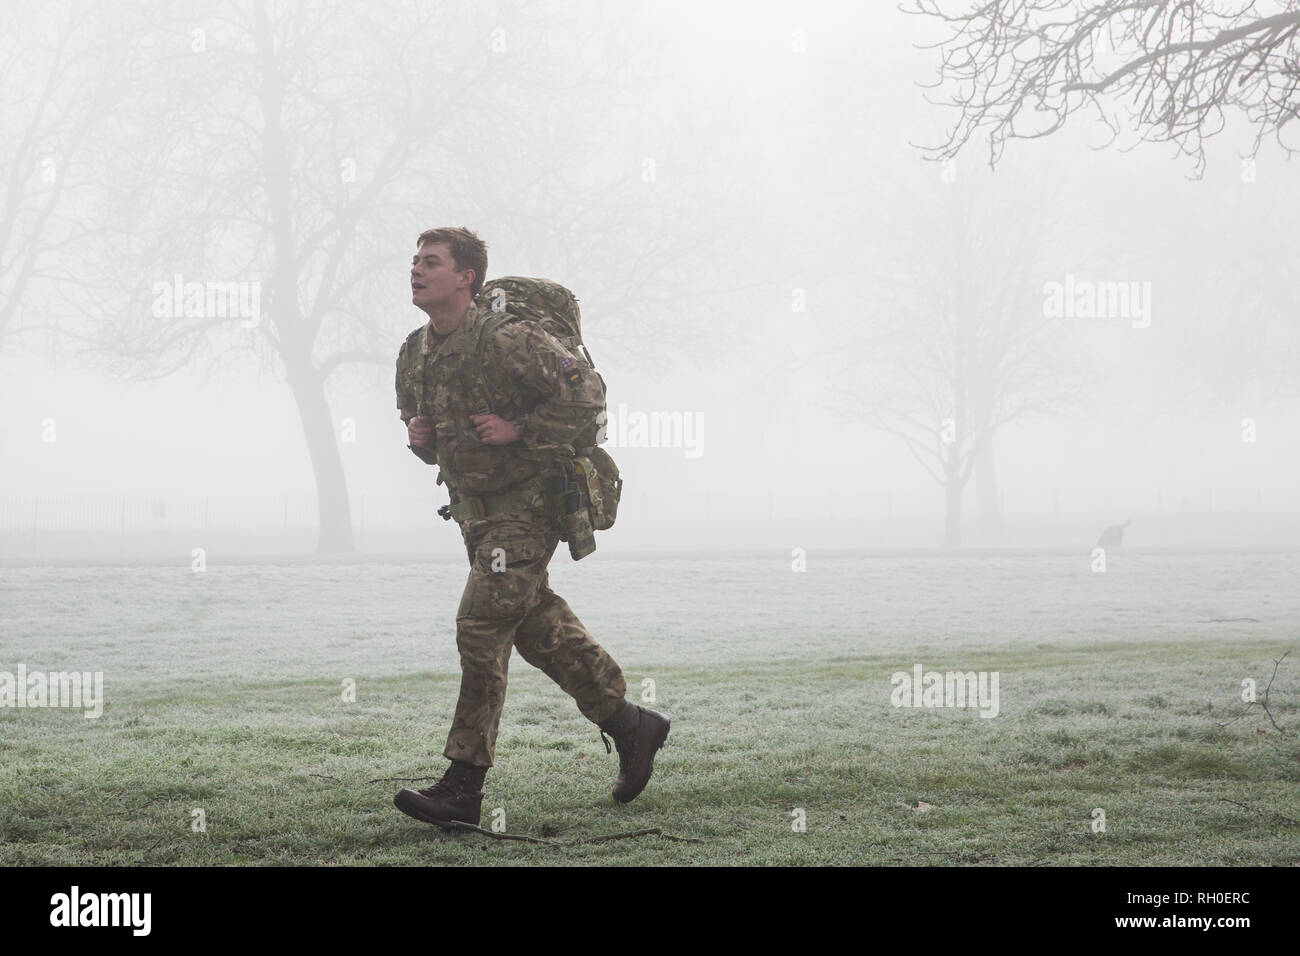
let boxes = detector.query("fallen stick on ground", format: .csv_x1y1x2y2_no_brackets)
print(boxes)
437,821,704,846
1218,798,1299,827
1219,650,1289,731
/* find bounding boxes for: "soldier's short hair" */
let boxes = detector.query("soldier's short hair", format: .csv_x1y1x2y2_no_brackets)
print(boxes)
416,226,488,296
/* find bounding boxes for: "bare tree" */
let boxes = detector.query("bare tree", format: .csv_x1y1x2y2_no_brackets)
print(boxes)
67,1,498,552
0,1,153,345
908,0,1300,176
466,12,750,376
1126,175,1300,411
1200,181,1300,400
827,155,1095,546
41,0,729,552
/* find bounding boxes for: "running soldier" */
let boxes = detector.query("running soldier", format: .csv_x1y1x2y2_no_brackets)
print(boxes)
392,226,670,829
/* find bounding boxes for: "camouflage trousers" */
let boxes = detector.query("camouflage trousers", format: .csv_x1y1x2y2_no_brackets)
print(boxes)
444,509,627,767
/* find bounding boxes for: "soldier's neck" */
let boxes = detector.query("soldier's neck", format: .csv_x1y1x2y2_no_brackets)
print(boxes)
423,299,472,338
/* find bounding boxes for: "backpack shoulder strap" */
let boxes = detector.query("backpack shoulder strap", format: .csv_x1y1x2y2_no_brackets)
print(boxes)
396,324,429,419
461,308,512,416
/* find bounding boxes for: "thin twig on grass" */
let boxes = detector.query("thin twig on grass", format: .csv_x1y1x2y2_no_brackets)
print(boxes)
442,820,559,844
371,775,704,846
574,827,704,845
1219,650,1290,732
108,796,164,816
437,821,703,846
1218,798,1300,827
650,832,706,844
134,834,168,864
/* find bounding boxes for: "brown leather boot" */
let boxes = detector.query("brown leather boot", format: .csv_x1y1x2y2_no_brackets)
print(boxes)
597,700,671,803
394,760,486,828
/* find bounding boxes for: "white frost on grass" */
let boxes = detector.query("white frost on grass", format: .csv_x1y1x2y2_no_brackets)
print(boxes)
0,553,1292,697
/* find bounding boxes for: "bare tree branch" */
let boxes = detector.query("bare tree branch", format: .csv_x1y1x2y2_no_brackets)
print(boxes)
907,0,1300,176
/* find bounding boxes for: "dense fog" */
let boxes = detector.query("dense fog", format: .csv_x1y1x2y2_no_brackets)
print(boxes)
2,0,1296,556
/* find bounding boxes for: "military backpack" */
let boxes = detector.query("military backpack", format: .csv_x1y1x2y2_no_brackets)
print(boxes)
470,277,622,544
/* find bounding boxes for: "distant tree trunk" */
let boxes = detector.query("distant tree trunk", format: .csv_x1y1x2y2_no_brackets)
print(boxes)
975,438,1002,543
254,5,352,553
943,460,963,548
285,362,354,553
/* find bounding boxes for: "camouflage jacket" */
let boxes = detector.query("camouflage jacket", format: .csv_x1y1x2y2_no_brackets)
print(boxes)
395,301,605,499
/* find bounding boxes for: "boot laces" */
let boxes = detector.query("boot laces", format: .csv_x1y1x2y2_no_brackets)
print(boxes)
600,729,636,773
419,776,459,799
421,764,473,799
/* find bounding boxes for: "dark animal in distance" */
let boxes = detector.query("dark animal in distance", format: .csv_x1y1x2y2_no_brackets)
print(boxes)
1096,520,1130,548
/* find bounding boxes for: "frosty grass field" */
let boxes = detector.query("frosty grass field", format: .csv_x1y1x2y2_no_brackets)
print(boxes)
2,550,1297,865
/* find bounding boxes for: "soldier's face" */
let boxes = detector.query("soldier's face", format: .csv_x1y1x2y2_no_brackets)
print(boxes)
411,242,474,310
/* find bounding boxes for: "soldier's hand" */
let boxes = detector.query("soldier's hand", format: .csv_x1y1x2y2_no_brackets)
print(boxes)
407,416,435,448
470,413,519,445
